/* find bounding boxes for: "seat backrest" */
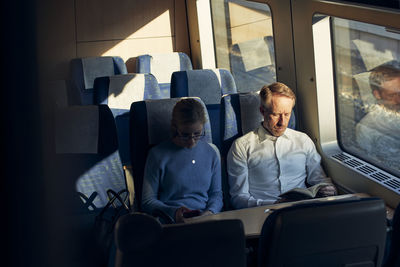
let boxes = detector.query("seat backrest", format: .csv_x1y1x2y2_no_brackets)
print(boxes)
114,212,247,267
221,92,295,158
230,36,276,93
70,56,127,105
384,202,400,267
93,73,162,165
171,68,238,149
55,105,126,208
136,52,193,98
129,97,213,211
258,198,387,267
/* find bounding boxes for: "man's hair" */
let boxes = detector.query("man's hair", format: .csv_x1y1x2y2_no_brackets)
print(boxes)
369,61,400,93
171,98,206,126
259,82,296,111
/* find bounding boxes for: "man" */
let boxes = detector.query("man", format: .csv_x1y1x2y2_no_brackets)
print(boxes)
227,82,336,209
355,62,400,170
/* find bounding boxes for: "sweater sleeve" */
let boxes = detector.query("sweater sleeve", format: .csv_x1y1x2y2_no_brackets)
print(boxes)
141,149,179,220
205,145,223,213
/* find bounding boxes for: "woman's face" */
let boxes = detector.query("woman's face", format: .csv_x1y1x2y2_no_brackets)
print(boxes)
172,121,204,148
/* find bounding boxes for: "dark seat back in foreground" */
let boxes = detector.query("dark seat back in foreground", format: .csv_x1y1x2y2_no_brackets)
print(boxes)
384,202,400,267
258,198,387,267
114,212,247,267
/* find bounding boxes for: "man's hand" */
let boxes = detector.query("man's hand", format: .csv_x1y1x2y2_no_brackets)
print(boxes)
317,185,337,197
175,206,191,223
274,198,290,204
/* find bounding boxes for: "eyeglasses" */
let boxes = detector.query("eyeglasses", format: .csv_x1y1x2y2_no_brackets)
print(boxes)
176,129,205,141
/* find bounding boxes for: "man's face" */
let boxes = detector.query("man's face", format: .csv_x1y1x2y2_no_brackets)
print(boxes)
260,94,294,137
373,77,400,111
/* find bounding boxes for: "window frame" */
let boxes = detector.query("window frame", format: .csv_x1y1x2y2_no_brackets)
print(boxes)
293,0,400,206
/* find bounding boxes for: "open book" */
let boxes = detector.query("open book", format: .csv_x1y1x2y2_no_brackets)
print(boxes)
279,183,333,201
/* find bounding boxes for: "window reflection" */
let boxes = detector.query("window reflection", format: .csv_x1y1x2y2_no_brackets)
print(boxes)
332,18,400,176
210,0,276,92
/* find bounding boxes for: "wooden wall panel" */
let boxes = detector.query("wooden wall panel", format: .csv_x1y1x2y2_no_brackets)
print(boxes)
76,0,175,41
37,0,191,83
77,37,175,60
174,0,191,56
36,0,76,82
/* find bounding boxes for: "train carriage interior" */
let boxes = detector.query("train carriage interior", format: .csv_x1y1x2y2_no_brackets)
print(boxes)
3,0,400,266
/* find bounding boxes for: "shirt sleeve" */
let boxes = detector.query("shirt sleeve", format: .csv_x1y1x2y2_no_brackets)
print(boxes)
205,146,223,213
227,139,271,209
304,137,332,186
141,150,178,220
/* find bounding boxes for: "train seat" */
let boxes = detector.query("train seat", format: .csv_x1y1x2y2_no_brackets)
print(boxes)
55,104,127,208
129,97,214,211
70,56,128,105
171,68,237,149
220,92,295,210
93,73,163,165
230,36,276,93
384,202,400,267
114,212,247,267
221,92,296,157
258,198,387,267
136,52,193,98
55,104,128,266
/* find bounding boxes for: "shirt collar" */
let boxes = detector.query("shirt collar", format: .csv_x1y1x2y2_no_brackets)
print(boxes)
257,123,291,142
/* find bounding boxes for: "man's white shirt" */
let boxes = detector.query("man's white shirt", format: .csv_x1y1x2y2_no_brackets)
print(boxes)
227,125,331,209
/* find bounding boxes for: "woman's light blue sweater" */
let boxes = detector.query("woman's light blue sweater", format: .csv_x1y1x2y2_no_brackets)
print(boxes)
142,140,223,220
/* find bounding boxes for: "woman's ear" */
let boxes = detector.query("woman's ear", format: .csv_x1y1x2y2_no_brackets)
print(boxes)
171,124,177,137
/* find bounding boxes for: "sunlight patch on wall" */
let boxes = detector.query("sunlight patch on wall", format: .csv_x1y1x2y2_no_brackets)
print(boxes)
100,10,174,62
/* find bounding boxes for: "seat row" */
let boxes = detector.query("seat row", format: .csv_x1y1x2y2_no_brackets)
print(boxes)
62,52,296,209
68,53,241,166
58,53,399,267
55,92,274,210
55,106,395,267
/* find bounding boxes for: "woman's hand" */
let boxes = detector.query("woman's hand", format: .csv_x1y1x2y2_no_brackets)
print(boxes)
175,206,191,223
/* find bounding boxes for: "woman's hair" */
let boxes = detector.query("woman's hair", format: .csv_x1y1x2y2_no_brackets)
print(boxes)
259,82,296,111
171,98,206,127
369,62,400,93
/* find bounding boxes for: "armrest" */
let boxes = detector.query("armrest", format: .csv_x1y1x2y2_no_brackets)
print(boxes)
153,208,174,224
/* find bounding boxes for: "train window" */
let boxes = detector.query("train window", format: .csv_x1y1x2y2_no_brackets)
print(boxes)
210,0,276,92
330,17,400,176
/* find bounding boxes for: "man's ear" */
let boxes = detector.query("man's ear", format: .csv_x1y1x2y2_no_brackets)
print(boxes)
259,106,265,115
372,89,381,100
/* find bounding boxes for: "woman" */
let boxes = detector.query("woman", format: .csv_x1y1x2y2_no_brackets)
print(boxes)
142,98,223,223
